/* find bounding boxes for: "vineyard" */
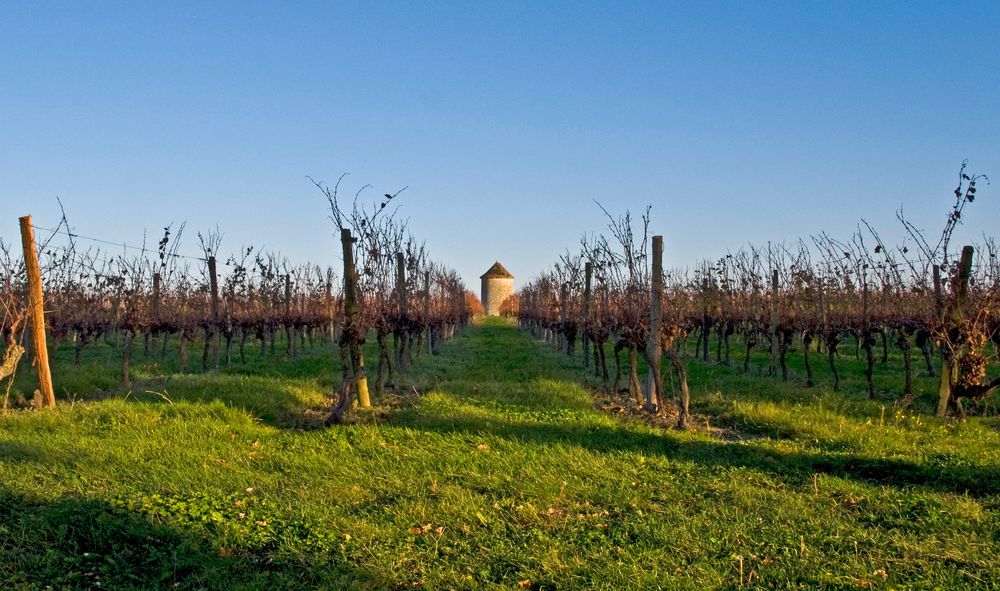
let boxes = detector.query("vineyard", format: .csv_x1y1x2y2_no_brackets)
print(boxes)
2,181,478,423
1,169,999,590
519,167,1000,426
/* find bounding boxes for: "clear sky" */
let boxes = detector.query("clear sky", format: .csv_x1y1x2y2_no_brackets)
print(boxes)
2,1,998,287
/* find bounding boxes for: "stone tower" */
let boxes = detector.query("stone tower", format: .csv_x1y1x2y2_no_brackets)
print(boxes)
480,261,514,317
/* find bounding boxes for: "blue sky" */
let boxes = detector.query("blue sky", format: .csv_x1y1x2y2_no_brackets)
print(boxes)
2,1,998,286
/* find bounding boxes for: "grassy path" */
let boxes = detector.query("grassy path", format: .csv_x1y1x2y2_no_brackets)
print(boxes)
2,318,999,589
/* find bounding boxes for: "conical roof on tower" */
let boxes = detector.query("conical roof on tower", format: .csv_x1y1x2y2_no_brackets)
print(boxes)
480,261,513,279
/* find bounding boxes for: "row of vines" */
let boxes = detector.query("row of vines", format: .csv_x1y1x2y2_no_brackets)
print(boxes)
1,177,481,424
517,164,1000,426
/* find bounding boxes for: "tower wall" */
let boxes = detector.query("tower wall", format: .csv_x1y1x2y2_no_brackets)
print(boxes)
482,276,514,317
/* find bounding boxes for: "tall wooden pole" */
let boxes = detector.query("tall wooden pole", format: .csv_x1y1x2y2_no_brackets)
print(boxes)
325,274,334,342
424,271,432,355
862,265,874,397
18,215,55,407
956,245,974,308
152,272,162,324
284,273,294,359
936,246,974,417
582,262,592,368
149,271,161,356
701,276,711,362
933,264,947,417
208,256,220,369
769,269,779,376
646,235,664,412
396,253,408,317
559,282,569,355
395,252,408,369
341,229,369,408
818,277,828,339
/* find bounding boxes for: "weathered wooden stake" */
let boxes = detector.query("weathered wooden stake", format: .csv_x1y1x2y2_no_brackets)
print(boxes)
933,264,948,416
559,282,571,356
583,262,592,368
769,269,779,376
701,276,711,362
818,278,828,338
151,271,161,352
208,256,220,369
344,229,369,408
284,274,294,359
325,275,334,342
862,266,874,398
936,247,974,417
423,271,431,355
395,252,408,369
18,215,55,407
646,235,664,412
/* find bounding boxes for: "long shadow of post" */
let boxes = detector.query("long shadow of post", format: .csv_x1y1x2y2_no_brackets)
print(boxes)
393,404,1000,499
0,486,380,590
423,322,1000,499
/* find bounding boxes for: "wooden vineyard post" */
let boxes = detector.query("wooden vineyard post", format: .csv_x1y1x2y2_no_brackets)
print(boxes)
817,276,828,388
582,262,592,368
956,246,974,316
18,215,55,407
559,282,570,356
936,247,973,417
769,269,779,377
424,271,431,355
329,228,368,424
325,275,334,343
933,264,947,416
299,292,307,350
343,229,369,408
701,276,711,362
818,278,828,342
284,274,294,359
862,265,874,398
151,271,161,354
208,256,220,369
646,235,664,412
395,252,408,370
112,278,123,348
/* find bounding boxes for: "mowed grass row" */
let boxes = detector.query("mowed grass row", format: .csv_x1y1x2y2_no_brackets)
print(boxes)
1,318,999,590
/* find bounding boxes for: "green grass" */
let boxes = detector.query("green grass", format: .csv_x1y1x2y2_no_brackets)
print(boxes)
2,319,999,589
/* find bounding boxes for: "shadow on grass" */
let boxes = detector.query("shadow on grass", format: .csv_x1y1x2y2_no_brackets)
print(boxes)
11,336,344,419
0,439,50,464
0,487,377,591
393,404,1000,499
493,326,999,498
134,372,334,427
